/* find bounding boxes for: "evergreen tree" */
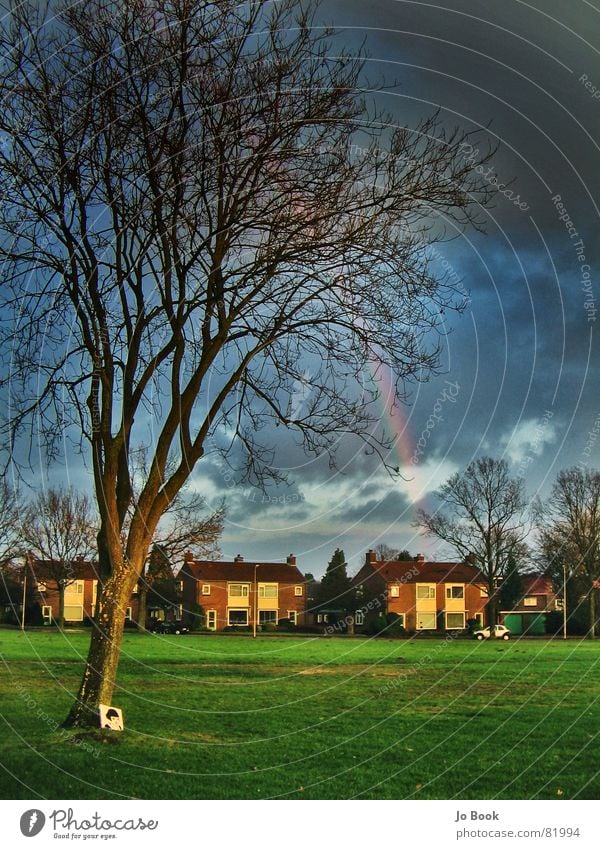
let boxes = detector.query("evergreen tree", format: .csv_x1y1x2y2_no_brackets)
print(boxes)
317,549,354,615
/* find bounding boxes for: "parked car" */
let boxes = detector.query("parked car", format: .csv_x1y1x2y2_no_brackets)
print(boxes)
149,620,189,635
474,624,511,641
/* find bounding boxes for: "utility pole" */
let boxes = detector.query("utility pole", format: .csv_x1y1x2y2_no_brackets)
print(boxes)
253,564,259,638
20,565,27,631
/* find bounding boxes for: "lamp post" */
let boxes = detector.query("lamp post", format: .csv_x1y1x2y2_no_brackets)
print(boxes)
253,564,259,638
20,566,27,631
563,563,568,641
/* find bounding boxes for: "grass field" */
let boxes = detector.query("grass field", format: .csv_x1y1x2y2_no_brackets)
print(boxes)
1,629,599,800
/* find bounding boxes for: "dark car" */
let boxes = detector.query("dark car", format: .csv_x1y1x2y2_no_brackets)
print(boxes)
149,620,189,635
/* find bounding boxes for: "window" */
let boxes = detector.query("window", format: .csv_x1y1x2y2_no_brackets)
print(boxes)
294,586,303,596
445,612,465,629
228,609,248,626
475,612,484,626
446,585,464,599
202,584,211,595
259,584,278,598
64,605,84,621
317,613,329,624
524,596,538,606
259,610,277,625
132,584,138,594
37,582,47,592
416,612,436,630
389,585,399,597
42,605,52,624
480,586,489,597
416,584,436,599
178,580,184,592
288,610,297,624
229,583,249,597
354,610,365,626
207,610,217,631
126,607,132,620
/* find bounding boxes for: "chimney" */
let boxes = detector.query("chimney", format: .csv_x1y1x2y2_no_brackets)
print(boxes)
465,552,477,566
366,549,377,566
184,550,194,563
234,554,244,563
416,553,425,562
286,554,296,566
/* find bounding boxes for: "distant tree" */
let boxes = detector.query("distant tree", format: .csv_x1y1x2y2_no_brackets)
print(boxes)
535,468,600,638
22,487,96,629
316,549,354,618
417,457,529,627
0,481,24,567
374,544,414,561
498,556,523,611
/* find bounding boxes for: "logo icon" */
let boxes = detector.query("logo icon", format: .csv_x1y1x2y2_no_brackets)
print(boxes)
19,810,45,837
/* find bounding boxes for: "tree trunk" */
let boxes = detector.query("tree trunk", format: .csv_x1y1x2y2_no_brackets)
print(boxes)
588,585,596,640
58,584,65,630
63,572,136,728
137,584,148,631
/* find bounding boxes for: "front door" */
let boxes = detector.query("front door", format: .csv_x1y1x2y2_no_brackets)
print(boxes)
207,609,217,631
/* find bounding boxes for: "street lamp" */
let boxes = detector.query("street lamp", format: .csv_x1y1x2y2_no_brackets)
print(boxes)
253,564,259,638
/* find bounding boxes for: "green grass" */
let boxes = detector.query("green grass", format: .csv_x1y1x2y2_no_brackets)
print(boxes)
1,629,599,800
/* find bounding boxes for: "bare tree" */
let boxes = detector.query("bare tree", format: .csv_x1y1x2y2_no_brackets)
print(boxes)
535,468,600,638
22,487,97,629
417,458,529,627
0,0,493,725
0,481,23,567
374,544,414,561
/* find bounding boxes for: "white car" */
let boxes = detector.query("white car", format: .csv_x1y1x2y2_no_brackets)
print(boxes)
474,624,511,641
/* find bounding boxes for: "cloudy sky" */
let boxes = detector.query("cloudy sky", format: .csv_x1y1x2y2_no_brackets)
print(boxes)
37,1,598,578
198,0,599,577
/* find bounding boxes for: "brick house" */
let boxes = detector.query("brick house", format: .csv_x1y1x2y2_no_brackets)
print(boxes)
179,553,306,630
21,558,140,625
352,550,488,632
501,574,560,635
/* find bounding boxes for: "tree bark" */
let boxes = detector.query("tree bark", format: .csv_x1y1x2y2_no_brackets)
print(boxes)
58,583,65,630
588,585,596,640
137,584,148,632
63,571,137,727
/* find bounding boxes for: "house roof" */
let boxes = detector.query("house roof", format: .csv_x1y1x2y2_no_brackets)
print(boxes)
520,575,554,595
367,559,485,585
181,559,305,584
26,558,102,582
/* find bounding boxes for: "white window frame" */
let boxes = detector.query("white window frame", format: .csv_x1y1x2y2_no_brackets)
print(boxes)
445,611,465,629
42,605,52,624
294,585,303,596
258,609,277,625
354,610,365,626
228,608,249,626
389,585,399,597
258,583,278,598
416,612,436,630
126,607,132,620
523,596,538,606
201,584,211,595
392,613,406,628
228,583,250,598
480,586,489,597
475,612,484,626
207,609,217,631
446,585,464,599
416,584,436,600
37,581,47,593
287,610,297,624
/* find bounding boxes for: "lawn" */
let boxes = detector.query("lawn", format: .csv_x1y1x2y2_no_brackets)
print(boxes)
1,629,599,800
